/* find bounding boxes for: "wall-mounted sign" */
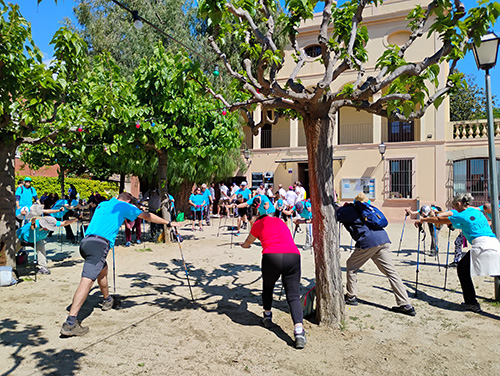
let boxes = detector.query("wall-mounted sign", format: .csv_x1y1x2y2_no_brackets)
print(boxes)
341,178,375,200
288,168,293,174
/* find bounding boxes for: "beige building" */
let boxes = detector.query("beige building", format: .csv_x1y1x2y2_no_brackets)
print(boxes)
237,0,500,221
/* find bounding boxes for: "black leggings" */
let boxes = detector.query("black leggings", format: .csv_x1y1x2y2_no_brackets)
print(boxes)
457,251,477,305
261,253,303,324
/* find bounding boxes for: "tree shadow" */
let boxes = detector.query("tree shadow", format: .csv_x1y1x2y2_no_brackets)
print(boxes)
0,318,48,376
63,287,101,323
114,259,301,346
31,348,85,376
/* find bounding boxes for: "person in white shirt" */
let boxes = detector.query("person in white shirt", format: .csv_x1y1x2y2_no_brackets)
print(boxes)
278,184,286,200
218,182,230,216
285,186,298,208
230,183,239,198
256,183,266,195
266,184,274,203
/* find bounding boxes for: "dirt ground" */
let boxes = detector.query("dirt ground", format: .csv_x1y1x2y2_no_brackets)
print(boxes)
1,217,500,376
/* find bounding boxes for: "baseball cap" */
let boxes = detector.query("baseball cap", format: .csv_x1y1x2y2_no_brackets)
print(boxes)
24,177,32,182
38,216,59,232
241,181,247,186
420,205,431,216
295,201,304,214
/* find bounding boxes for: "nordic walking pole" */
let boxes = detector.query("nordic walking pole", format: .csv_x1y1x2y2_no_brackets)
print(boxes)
397,213,408,256
434,225,441,272
217,212,222,237
34,222,37,282
230,213,234,249
443,227,452,290
112,245,116,294
292,223,299,240
415,227,421,297
173,227,195,302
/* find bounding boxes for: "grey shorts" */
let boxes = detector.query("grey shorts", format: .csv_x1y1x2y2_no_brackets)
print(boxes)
80,236,110,281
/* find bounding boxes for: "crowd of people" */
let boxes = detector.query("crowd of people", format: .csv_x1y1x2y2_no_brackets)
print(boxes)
11,175,500,351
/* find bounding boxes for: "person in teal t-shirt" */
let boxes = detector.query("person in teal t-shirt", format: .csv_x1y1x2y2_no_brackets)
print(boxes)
189,187,206,231
15,177,39,218
418,193,500,313
284,200,313,250
17,216,76,275
201,184,212,225
61,192,179,338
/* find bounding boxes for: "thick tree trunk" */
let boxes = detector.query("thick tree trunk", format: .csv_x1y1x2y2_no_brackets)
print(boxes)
59,167,65,197
303,114,345,326
119,173,125,193
158,150,170,241
0,137,19,267
177,180,194,216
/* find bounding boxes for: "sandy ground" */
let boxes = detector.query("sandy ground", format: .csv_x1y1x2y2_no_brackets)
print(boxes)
1,217,500,376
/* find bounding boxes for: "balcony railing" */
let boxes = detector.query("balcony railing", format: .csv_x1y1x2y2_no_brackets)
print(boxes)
338,123,373,144
452,119,500,139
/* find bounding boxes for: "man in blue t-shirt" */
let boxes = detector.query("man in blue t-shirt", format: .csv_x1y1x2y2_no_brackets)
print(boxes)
336,193,416,317
15,177,39,218
60,192,179,337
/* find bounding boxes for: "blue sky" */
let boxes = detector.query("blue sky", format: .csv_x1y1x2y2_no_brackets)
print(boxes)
14,0,500,99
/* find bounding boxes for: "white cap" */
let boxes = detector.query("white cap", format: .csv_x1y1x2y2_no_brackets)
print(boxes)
241,181,247,186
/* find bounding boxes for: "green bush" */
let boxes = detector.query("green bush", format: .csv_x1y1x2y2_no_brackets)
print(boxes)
16,176,119,200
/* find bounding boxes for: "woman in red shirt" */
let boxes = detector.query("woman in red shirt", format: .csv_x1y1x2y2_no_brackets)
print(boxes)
241,214,306,349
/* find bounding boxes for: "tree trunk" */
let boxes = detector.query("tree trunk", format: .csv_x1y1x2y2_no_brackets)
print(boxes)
303,114,345,326
0,137,19,267
59,167,65,197
158,150,170,241
119,173,125,193
176,180,194,216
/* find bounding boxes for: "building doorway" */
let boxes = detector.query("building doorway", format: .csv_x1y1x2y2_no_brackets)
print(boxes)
298,163,310,197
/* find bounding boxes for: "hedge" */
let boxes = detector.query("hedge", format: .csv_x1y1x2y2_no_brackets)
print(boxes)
16,176,119,200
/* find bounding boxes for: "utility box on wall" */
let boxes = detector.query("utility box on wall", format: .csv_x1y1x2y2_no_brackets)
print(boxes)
251,172,263,189
264,172,274,188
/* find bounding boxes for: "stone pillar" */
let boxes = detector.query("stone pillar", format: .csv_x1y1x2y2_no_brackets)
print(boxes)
290,118,299,148
253,106,262,149
372,92,382,144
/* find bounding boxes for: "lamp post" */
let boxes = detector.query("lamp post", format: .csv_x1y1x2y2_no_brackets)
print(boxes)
472,31,500,300
378,142,386,160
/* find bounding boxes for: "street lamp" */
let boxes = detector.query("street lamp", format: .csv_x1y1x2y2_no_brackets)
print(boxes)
378,142,386,160
472,31,500,300
243,147,251,163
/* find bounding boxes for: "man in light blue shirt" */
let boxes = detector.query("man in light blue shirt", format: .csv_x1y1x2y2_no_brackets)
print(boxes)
15,177,39,218
61,192,179,337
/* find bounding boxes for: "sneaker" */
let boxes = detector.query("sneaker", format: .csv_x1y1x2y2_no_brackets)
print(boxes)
297,227,303,234
461,302,481,313
262,312,273,328
345,294,358,306
102,296,114,311
60,321,89,337
303,245,312,251
235,232,240,236
294,330,307,349
125,241,131,247
136,239,141,244
241,222,247,230
37,266,51,275
447,261,458,268
391,305,417,316
428,250,437,257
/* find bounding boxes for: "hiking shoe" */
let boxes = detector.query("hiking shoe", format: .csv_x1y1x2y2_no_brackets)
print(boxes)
125,241,131,247
262,312,273,328
37,266,51,275
461,302,481,313
294,330,307,349
60,322,89,337
136,239,141,244
102,296,114,311
241,222,247,230
345,294,358,306
447,261,458,268
297,227,303,234
391,305,416,316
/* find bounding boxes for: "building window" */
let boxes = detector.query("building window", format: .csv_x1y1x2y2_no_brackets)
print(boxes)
453,158,500,205
261,123,272,148
388,159,413,198
388,120,414,142
304,45,321,58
